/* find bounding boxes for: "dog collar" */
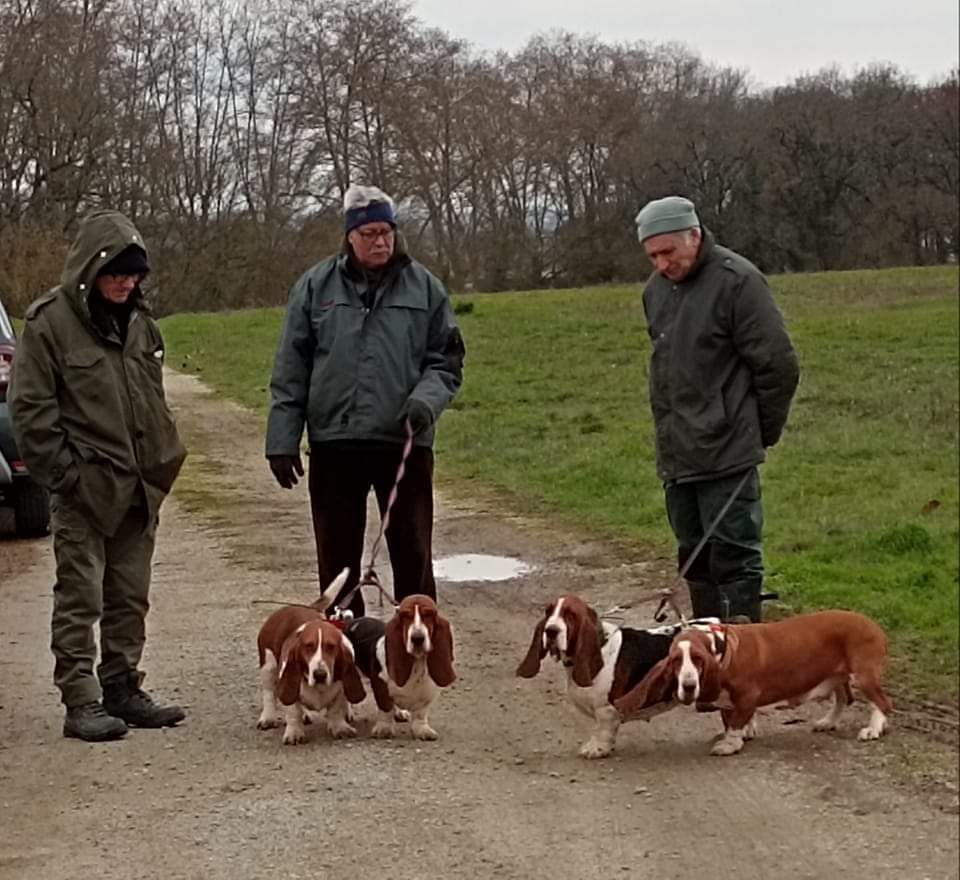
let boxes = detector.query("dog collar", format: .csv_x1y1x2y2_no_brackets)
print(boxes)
707,623,727,659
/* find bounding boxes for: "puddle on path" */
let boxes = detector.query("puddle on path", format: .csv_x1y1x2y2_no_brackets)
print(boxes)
433,553,535,583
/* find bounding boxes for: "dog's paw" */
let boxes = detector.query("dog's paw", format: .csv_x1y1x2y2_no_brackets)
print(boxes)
256,715,281,730
743,718,759,740
813,717,839,732
710,735,744,756
282,725,308,745
371,721,395,739
327,721,358,740
857,725,883,741
393,708,411,723
411,722,438,741
579,739,612,759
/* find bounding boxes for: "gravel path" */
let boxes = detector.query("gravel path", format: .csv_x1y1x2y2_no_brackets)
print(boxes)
1,371,957,880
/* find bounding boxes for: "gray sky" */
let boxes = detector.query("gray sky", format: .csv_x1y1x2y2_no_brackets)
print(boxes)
409,0,958,87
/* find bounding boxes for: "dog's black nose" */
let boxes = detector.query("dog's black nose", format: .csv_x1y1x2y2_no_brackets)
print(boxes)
313,670,328,684
544,625,560,639
411,633,426,646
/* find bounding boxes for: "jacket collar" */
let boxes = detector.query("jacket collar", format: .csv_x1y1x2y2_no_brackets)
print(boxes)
679,227,716,283
338,238,413,311
339,232,412,282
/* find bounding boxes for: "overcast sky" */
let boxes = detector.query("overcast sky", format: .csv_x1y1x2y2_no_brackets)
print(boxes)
409,0,958,87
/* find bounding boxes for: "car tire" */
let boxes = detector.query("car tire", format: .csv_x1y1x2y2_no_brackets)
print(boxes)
14,479,50,537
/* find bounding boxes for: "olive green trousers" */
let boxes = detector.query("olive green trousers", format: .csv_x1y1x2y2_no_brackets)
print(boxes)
50,496,155,708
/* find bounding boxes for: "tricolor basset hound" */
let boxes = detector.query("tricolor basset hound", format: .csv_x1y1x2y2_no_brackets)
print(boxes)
256,570,367,745
615,610,893,756
516,594,722,759
344,595,456,741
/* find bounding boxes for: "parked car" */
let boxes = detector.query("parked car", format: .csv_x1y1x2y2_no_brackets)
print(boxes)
0,297,50,536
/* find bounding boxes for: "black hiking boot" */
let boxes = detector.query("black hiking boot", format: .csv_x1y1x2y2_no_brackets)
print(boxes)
102,673,186,729
686,580,723,619
63,701,128,742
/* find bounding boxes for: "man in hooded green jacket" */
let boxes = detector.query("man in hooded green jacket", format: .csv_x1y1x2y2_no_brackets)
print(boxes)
9,210,188,741
636,196,799,622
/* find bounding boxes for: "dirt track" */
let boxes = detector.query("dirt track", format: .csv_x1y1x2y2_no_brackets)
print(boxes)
1,371,958,880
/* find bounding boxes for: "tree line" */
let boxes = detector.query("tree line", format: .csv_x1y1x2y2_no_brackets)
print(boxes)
0,0,956,315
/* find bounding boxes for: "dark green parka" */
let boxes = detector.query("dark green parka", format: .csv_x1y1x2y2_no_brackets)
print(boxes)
9,211,186,536
266,245,464,455
642,230,799,483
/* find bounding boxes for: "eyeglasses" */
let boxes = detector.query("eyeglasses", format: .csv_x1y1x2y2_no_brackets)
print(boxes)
102,272,147,282
354,228,395,242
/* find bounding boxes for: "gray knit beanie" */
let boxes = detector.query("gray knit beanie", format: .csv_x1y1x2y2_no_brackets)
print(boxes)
635,196,700,242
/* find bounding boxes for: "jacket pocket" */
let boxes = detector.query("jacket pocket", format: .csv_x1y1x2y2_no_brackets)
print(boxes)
49,493,88,542
699,395,730,439
131,348,186,492
381,300,430,368
132,345,176,418
310,291,357,355
64,347,107,399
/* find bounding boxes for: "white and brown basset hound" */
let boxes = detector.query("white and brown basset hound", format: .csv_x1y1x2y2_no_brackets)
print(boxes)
615,610,893,756
256,570,367,745
516,594,722,758
344,594,456,741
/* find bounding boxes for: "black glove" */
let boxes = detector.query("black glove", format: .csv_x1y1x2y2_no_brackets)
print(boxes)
268,454,304,489
399,397,435,435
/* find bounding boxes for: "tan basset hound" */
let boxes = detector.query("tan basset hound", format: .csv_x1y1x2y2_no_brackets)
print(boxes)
516,594,723,758
256,570,366,745
615,610,893,756
344,595,456,741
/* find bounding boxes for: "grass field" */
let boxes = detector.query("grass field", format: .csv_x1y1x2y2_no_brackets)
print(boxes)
159,265,960,699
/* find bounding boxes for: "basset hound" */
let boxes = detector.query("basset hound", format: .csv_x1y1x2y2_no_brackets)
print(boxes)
344,594,456,741
256,570,367,745
615,610,893,756
516,594,722,758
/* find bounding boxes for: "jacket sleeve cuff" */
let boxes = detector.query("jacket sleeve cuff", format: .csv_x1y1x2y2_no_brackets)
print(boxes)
51,464,80,496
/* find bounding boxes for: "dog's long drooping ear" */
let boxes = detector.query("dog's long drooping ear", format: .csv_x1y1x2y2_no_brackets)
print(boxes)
516,617,547,678
334,634,367,704
277,632,305,706
427,612,456,687
570,607,604,688
385,613,415,687
614,657,675,720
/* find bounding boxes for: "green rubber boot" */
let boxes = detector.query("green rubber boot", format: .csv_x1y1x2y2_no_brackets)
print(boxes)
720,578,764,623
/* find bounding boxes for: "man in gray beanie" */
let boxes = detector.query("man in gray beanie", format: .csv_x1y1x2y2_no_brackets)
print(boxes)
635,196,799,622
266,185,465,616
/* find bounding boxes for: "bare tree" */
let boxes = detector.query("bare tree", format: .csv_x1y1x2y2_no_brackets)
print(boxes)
0,3,955,312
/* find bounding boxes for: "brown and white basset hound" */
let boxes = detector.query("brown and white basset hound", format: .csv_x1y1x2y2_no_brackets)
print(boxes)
615,610,893,756
516,594,723,758
344,595,456,741
256,570,367,745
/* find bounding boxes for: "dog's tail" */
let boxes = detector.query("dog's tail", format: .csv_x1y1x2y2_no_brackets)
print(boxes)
313,567,350,613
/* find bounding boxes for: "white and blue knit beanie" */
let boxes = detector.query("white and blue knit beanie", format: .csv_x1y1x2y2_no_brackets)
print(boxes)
343,185,396,233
